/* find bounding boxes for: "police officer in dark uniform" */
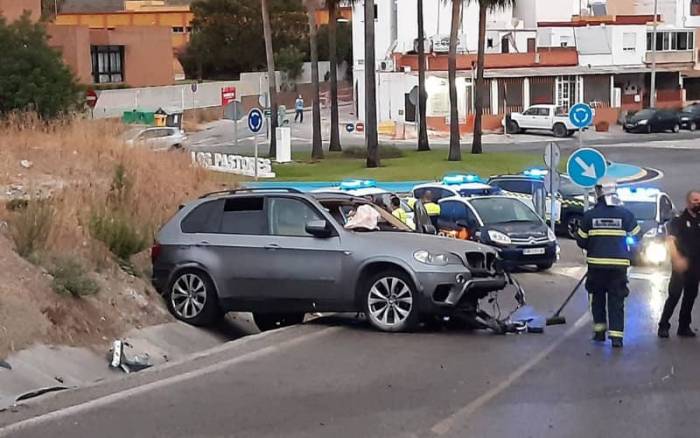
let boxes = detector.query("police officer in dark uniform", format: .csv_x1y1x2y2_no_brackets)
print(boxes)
658,190,700,338
576,178,640,348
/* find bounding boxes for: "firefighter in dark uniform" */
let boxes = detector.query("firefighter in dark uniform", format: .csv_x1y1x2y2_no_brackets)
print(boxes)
658,190,700,338
576,178,641,348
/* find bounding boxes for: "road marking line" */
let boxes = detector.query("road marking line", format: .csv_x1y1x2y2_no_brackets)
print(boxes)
0,326,341,437
430,312,591,436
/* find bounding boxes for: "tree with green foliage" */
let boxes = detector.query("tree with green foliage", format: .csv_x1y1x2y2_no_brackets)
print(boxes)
0,14,83,119
180,0,308,80
275,45,305,89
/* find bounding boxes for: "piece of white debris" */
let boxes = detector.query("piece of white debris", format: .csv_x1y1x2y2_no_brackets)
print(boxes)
19,160,33,169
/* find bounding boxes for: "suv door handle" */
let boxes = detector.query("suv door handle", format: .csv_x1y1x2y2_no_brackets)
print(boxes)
196,240,210,247
264,243,280,250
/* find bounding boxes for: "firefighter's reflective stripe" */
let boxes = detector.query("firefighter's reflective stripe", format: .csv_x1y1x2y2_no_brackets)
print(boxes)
630,225,641,236
588,229,627,237
608,330,624,338
586,257,631,267
593,323,607,333
425,202,440,216
578,228,588,239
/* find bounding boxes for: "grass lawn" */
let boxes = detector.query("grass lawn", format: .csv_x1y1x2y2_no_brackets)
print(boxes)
271,150,544,181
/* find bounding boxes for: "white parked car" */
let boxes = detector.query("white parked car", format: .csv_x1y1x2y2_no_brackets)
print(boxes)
505,105,579,138
124,127,187,151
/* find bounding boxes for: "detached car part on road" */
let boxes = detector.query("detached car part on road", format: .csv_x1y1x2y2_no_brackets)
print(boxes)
152,189,522,333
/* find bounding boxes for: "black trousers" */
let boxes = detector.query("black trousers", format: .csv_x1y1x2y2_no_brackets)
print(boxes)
295,109,304,123
586,268,629,339
659,262,700,330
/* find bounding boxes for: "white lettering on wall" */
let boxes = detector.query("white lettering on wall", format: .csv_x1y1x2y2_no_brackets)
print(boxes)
190,152,276,178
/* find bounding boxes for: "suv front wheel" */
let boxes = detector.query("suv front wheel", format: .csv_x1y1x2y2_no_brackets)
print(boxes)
167,270,223,326
363,270,419,332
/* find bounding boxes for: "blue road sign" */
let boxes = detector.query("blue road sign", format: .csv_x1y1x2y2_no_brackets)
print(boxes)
345,123,355,133
567,148,607,188
248,108,264,133
569,103,593,129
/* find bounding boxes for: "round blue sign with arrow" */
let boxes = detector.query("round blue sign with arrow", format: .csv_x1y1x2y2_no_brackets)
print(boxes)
567,147,607,188
345,123,355,133
247,108,264,134
569,103,593,129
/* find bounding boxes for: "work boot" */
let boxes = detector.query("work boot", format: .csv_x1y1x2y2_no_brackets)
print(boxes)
592,331,606,342
677,328,697,338
658,326,670,338
611,338,623,348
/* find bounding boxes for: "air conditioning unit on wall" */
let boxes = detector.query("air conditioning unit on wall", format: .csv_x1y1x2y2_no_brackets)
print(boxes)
379,60,395,72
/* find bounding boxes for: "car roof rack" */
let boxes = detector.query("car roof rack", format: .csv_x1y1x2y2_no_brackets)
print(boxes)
198,187,302,199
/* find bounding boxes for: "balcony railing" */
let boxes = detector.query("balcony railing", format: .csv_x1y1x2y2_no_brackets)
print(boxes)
644,50,695,64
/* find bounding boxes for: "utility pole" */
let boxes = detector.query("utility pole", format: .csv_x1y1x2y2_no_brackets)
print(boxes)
650,0,659,108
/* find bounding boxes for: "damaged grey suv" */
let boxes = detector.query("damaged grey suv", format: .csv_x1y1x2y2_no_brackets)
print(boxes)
152,188,516,332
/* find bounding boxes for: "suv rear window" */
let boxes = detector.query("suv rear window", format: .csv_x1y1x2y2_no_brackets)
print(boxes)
490,179,532,195
221,197,267,235
181,200,223,233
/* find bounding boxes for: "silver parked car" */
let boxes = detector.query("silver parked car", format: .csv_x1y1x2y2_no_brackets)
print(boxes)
151,189,514,333
124,126,187,151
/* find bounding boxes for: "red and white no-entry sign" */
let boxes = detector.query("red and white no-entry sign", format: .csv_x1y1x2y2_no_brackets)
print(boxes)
355,122,365,133
86,89,98,108
221,86,237,106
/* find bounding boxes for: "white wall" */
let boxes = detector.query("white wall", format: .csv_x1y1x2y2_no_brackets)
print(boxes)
610,25,647,65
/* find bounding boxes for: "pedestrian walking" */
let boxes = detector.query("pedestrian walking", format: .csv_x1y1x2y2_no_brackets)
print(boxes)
294,95,304,123
576,177,640,348
658,190,700,338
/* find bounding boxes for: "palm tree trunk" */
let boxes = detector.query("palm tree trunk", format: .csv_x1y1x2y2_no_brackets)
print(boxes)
307,5,324,159
328,0,342,151
417,0,430,151
471,2,486,155
261,0,278,157
447,0,462,161
365,0,380,168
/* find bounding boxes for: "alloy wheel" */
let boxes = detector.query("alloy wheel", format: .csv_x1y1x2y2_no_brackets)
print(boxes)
170,273,207,319
367,276,413,328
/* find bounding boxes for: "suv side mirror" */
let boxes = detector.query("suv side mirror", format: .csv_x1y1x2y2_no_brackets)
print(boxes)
306,220,332,238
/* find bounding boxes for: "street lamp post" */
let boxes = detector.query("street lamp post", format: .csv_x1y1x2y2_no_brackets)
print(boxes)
650,0,659,108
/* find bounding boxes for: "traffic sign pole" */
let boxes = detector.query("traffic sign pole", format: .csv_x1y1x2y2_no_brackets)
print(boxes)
254,134,259,181
247,108,265,180
234,118,239,149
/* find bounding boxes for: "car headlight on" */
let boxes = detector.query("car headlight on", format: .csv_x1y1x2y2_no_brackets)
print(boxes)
547,228,556,242
414,250,452,266
643,241,668,265
487,230,512,245
638,119,648,125
682,117,690,121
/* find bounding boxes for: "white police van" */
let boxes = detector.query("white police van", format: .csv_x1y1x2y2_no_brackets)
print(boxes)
618,187,675,265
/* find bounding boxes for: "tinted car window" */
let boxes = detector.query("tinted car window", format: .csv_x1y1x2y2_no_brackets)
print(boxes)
490,179,532,195
181,200,223,233
470,198,541,224
660,196,673,221
623,201,656,221
268,197,322,237
439,201,467,224
221,197,267,235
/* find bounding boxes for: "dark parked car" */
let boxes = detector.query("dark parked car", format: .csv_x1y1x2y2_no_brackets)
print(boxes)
152,188,512,333
679,103,700,131
438,196,559,271
623,108,680,133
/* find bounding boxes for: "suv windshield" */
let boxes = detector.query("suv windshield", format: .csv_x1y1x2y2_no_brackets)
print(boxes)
623,201,656,221
470,197,541,225
319,200,411,232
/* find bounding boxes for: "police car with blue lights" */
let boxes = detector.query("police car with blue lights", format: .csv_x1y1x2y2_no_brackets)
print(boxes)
410,174,511,202
311,179,415,225
618,187,675,265
436,194,559,270
488,169,590,239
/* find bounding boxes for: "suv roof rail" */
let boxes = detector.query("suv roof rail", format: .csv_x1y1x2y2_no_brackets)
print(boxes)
198,187,303,199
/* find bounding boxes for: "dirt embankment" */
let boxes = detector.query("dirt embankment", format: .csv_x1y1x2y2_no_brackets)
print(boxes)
0,115,225,359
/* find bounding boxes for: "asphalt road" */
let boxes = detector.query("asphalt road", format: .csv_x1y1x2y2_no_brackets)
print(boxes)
2,140,700,437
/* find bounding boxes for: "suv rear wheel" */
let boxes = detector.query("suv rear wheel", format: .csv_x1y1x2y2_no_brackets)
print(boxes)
553,123,568,138
167,270,223,326
253,313,305,332
363,270,419,332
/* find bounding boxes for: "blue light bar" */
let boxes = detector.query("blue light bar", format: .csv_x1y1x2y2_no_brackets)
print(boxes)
442,173,482,185
339,179,377,190
618,187,660,199
523,168,548,178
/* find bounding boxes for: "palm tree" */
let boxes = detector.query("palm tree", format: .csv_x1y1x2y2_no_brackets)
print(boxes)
364,0,380,168
472,0,515,154
306,0,324,159
261,0,279,157
327,0,342,152
417,0,430,151
447,0,462,161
